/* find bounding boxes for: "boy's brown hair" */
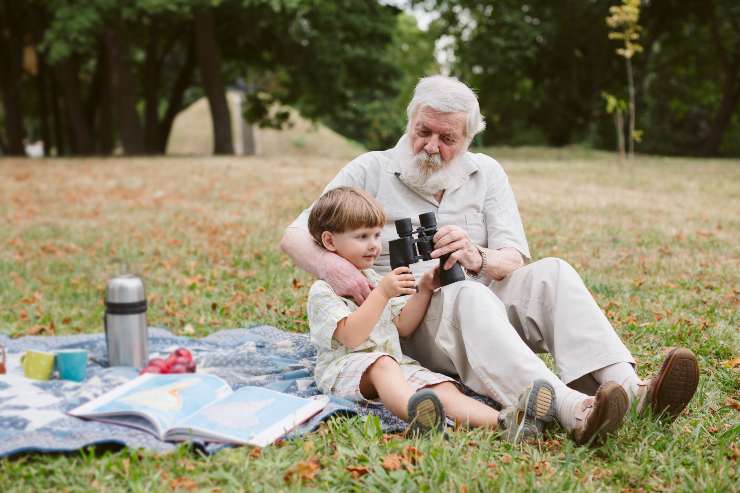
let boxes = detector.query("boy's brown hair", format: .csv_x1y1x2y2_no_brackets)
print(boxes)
308,187,386,247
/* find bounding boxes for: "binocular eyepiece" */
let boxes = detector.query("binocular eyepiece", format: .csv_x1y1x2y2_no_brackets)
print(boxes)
389,212,465,287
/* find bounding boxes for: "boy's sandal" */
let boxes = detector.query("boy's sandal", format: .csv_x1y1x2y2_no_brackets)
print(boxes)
572,381,629,446
636,347,699,420
498,379,556,443
406,389,446,436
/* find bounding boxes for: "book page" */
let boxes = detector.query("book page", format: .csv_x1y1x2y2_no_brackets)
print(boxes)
69,373,232,438
167,387,329,446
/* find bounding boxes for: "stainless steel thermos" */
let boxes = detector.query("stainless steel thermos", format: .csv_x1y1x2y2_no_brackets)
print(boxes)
104,274,149,367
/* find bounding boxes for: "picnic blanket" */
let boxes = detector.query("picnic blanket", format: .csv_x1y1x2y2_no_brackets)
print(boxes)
0,325,413,458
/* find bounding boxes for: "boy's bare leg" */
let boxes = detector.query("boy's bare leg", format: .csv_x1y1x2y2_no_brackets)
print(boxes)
428,382,500,428
360,356,416,420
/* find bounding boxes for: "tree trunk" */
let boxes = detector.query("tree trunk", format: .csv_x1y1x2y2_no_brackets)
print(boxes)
242,122,257,156
37,53,51,156
49,66,66,155
0,17,25,155
235,91,256,156
703,71,739,156
95,45,115,154
85,43,108,152
56,57,94,154
194,6,233,155
614,110,626,163
144,24,161,153
105,26,146,155
703,30,740,156
626,57,636,159
157,38,197,153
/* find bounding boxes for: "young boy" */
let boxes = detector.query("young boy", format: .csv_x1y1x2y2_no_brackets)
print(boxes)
306,186,556,440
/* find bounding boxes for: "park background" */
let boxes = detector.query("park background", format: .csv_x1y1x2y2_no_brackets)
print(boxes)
1,0,738,491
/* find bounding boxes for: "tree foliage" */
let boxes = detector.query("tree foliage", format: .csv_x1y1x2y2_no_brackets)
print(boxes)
417,0,740,156
0,0,408,155
607,0,643,159
1,0,738,157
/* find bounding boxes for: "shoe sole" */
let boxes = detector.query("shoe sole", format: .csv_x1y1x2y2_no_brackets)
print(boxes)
652,348,699,419
574,382,629,446
514,380,556,442
407,389,445,435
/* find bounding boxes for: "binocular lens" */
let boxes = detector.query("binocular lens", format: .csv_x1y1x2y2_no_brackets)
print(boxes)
395,218,413,237
419,212,437,229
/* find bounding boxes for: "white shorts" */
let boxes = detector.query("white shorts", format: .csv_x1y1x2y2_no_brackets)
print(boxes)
330,351,456,403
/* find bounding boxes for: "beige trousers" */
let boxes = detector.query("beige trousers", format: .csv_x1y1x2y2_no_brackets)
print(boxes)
400,257,635,408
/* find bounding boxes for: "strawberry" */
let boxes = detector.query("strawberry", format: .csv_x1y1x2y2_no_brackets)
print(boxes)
169,363,188,374
147,357,167,369
173,348,193,362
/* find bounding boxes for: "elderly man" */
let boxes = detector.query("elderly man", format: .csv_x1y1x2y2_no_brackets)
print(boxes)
281,75,699,444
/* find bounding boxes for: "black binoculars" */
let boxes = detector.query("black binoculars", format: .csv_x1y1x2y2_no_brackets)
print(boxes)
388,212,465,287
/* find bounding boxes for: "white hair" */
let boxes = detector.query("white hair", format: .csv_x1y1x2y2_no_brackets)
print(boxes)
406,75,486,141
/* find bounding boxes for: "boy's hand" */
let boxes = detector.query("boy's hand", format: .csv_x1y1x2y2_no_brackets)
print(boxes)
378,267,416,299
418,266,441,293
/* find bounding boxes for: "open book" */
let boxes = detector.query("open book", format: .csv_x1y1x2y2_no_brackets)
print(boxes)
69,373,329,447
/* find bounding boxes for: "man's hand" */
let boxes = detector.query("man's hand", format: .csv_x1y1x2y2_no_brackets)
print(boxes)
321,254,374,305
378,267,417,299
431,225,483,272
418,265,440,293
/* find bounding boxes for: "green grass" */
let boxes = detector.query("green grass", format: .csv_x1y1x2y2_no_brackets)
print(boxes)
0,151,738,492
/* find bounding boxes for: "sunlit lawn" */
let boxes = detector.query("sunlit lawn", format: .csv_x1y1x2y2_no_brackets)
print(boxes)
0,148,737,491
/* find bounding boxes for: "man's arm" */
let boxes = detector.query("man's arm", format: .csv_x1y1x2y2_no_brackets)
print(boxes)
280,226,373,304
280,154,376,303
472,246,524,282
279,226,329,279
432,226,524,282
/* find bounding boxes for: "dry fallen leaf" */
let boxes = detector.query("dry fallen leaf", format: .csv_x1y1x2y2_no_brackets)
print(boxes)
533,460,554,477
380,433,400,443
249,447,261,459
26,324,53,336
346,465,370,479
169,477,198,491
544,439,562,451
721,358,740,369
501,454,513,464
284,458,320,483
724,398,740,412
382,454,403,471
402,446,422,465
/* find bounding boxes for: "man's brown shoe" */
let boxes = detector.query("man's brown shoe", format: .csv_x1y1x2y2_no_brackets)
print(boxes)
637,347,699,420
573,382,629,446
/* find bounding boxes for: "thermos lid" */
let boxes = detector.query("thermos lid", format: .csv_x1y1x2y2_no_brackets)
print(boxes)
106,274,145,303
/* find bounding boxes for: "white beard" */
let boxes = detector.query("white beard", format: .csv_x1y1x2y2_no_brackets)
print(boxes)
398,149,468,197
